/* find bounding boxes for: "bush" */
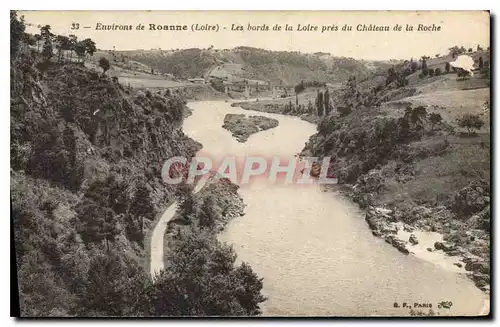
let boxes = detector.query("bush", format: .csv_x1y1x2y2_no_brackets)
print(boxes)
98,57,110,75
294,81,305,94
434,68,441,76
337,106,352,117
422,68,429,77
457,113,484,135
428,68,434,77
428,112,443,131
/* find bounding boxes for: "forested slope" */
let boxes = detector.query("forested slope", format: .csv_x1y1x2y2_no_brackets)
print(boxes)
11,12,265,317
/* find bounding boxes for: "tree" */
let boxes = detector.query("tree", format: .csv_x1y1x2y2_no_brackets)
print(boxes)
10,11,26,58
22,33,36,47
445,62,451,73
78,251,151,316
428,112,442,131
148,228,265,316
478,56,484,70
448,46,465,58
468,48,473,52
386,67,398,85
324,88,330,115
316,90,324,116
98,57,111,75
40,25,53,40
75,38,96,64
76,175,129,248
178,192,198,219
42,40,54,61
34,34,42,52
232,262,266,315
55,35,70,63
428,68,435,77
421,58,427,71
294,80,305,94
198,195,219,228
410,106,427,128
40,25,54,61
477,44,483,51
307,100,314,114
402,105,427,138
75,199,119,250
68,34,78,62
127,184,154,245
74,41,86,63
434,68,441,76
410,61,418,73
457,113,484,135
82,38,97,57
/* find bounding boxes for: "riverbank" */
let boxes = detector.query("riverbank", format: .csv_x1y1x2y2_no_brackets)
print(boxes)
232,99,320,124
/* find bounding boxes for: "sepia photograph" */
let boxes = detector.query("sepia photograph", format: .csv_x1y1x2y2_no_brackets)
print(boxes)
10,10,491,317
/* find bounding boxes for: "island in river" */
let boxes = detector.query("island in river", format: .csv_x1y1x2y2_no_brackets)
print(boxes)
222,113,279,142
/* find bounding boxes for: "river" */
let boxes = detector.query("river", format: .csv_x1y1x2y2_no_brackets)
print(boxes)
183,100,488,317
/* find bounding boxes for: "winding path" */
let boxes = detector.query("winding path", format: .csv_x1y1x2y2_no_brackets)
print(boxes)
149,177,209,279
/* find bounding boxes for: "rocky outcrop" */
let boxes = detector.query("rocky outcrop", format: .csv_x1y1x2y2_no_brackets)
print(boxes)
365,206,409,255
409,234,419,245
451,181,490,218
384,235,410,255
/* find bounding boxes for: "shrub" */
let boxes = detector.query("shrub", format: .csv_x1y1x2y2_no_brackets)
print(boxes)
434,68,441,76
98,57,110,75
457,113,484,135
294,81,305,94
428,68,435,77
337,106,352,117
422,68,429,77
428,112,443,131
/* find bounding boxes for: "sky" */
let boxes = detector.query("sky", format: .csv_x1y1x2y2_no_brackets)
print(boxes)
19,11,490,61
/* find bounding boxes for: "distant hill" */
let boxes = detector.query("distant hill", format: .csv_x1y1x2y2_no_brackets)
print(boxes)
106,46,394,86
